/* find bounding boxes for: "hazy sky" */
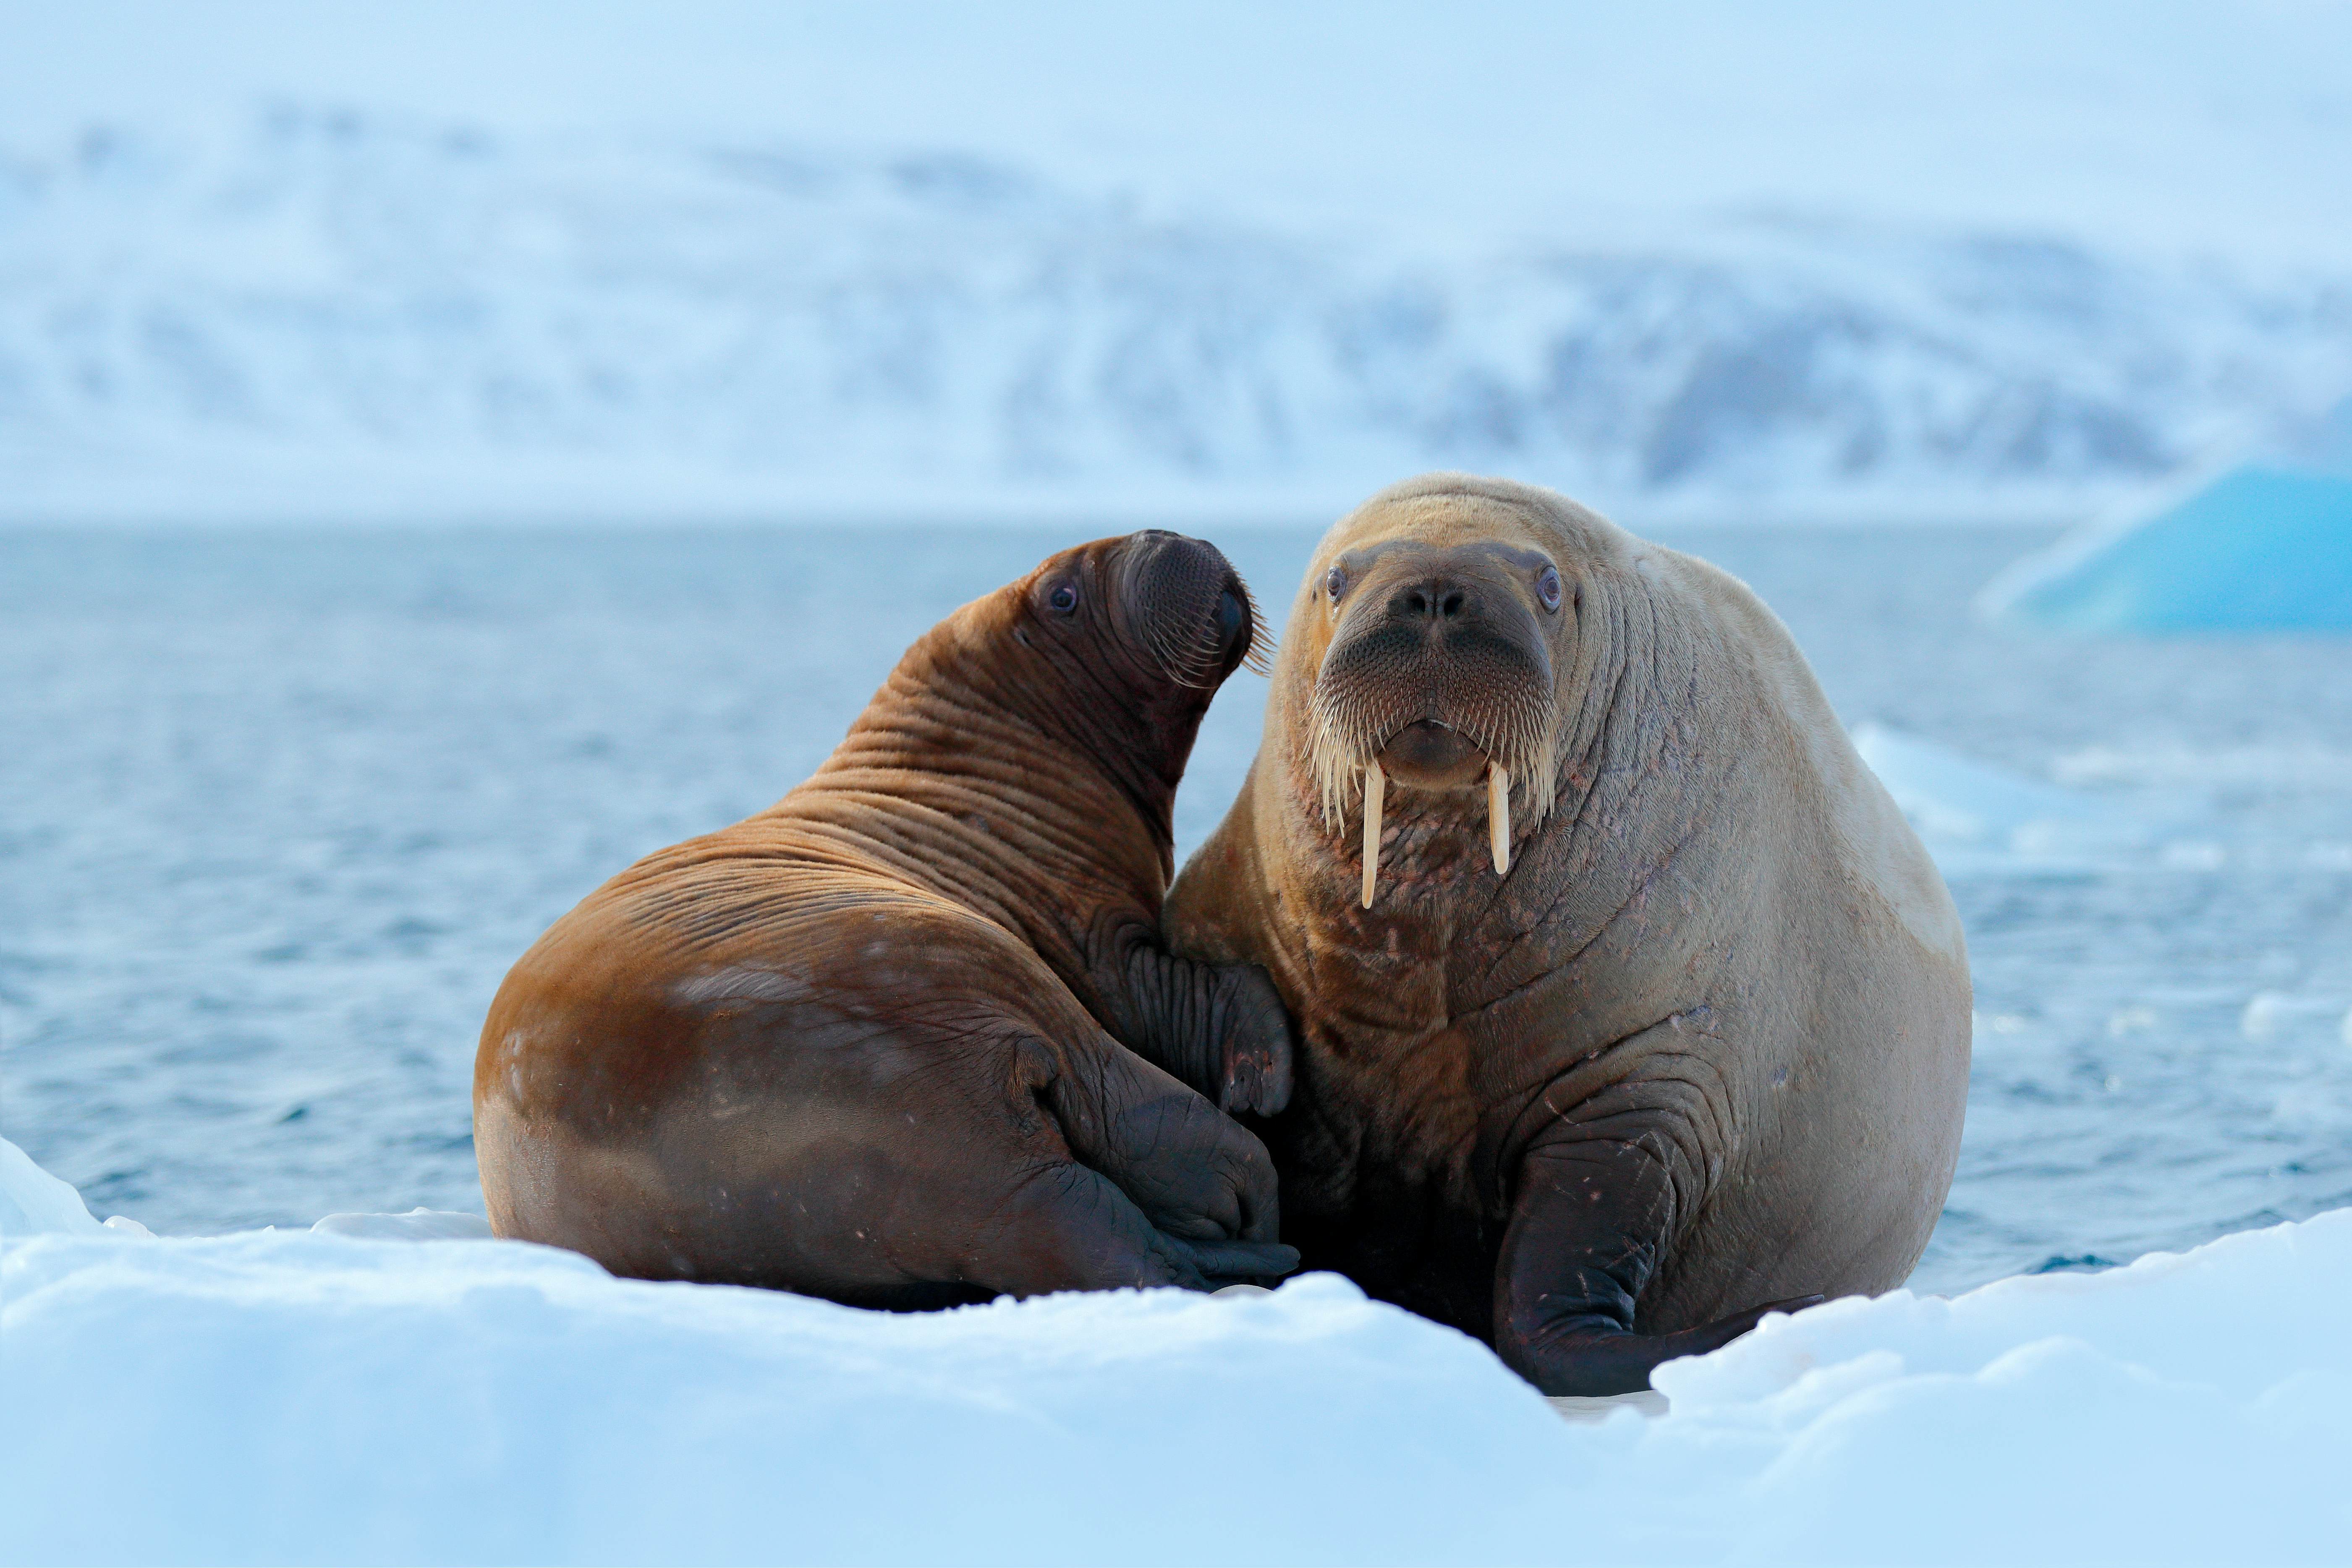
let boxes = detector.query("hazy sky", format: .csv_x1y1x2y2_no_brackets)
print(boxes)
6,1,2351,265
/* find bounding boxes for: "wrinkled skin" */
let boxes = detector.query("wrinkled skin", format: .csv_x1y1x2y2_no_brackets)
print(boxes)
476,531,1298,1304
1166,476,1971,1393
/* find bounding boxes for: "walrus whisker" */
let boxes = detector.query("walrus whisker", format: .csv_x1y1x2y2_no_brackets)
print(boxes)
1361,760,1384,908
1239,582,1275,677
1308,676,1557,849
1488,761,1511,876
1147,621,1219,691
1143,598,1208,687
1138,570,1272,691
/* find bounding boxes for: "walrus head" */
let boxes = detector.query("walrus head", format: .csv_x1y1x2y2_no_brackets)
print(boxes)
967,531,1270,813
1012,528,1268,691
1290,477,1609,906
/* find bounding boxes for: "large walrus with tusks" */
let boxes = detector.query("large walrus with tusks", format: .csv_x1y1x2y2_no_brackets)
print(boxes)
476,531,1298,1304
1165,475,1971,1394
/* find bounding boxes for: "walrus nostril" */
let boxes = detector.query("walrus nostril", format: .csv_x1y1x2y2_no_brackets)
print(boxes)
1392,581,1472,621
1216,588,1246,655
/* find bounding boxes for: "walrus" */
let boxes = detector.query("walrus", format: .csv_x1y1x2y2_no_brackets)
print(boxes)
1164,475,1971,1393
475,530,1298,1305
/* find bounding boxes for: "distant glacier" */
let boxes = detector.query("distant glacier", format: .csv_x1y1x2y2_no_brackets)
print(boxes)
5,105,2351,521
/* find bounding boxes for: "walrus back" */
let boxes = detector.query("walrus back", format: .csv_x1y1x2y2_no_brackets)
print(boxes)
476,826,1090,1296
1645,542,1968,973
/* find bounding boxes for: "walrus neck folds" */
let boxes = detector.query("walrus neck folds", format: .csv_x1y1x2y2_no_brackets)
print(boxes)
801,598,1230,961
954,632,1209,864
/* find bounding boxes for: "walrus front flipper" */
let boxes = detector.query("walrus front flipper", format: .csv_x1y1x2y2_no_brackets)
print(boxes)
1015,1032,1292,1265
984,1027,1298,1300
1494,1134,1822,1396
1099,926,1295,1117
986,1158,1296,1296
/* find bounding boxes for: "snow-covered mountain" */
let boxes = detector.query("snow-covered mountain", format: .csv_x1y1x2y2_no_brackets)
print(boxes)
5,105,2351,521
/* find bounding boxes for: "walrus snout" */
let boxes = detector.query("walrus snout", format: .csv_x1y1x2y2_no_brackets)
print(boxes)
1323,555,1554,721
1307,546,1562,898
1116,530,1269,688
1309,554,1555,808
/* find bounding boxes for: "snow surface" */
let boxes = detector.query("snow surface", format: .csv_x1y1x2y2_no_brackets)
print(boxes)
8,1134,2352,1565
311,1207,496,1241
1980,463,2352,632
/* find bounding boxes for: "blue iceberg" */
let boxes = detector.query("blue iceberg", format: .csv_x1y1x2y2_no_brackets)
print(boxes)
1981,463,2352,632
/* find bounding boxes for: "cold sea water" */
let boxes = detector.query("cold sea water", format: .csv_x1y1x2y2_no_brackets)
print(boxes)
5,520,2351,1295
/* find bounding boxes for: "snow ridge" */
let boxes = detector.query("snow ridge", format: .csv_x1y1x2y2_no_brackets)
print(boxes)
5,105,2351,519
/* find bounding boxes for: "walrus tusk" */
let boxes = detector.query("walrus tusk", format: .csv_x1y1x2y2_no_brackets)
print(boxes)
1361,761,1384,907
1489,761,1511,877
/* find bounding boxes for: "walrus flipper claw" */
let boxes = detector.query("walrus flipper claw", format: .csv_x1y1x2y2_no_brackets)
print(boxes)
1104,933,1295,1118
1209,963,1294,1118
1042,1031,1286,1249
1163,1234,1302,1289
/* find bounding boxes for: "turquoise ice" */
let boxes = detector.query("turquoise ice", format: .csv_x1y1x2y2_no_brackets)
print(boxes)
1984,463,2352,632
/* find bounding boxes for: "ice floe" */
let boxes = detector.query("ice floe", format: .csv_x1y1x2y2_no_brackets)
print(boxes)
0,1134,104,1239
1980,462,2352,633
1850,721,2352,879
7,1133,2352,1565
1850,722,2150,873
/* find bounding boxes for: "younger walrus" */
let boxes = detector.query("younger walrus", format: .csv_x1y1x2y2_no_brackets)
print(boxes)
476,531,1297,1304
1166,476,1971,1393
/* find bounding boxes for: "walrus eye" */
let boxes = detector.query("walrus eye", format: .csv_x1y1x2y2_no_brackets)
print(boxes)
1537,565,1562,612
1048,582,1079,615
1325,566,1347,601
